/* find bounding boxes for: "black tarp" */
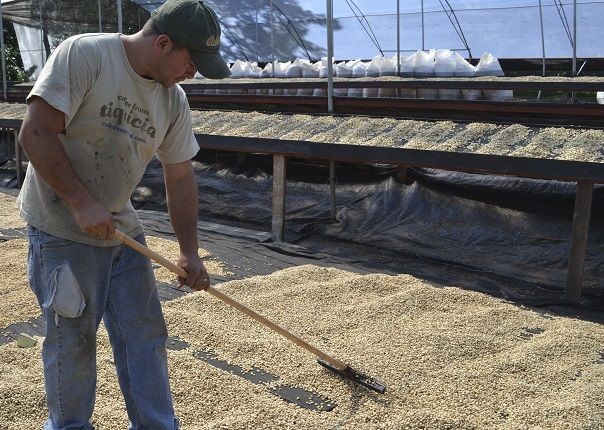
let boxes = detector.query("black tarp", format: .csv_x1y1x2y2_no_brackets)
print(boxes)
137,156,604,296
3,150,603,301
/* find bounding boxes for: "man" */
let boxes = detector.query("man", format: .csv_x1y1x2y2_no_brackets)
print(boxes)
17,1,230,428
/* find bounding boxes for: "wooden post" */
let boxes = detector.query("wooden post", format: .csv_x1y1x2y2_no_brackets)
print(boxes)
14,128,22,188
396,166,409,183
565,181,593,301
329,160,336,220
271,154,286,242
6,128,12,161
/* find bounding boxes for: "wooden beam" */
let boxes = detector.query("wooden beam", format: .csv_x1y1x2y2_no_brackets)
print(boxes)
565,181,594,301
329,160,336,220
196,134,604,184
14,129,22,188
271,155,286,242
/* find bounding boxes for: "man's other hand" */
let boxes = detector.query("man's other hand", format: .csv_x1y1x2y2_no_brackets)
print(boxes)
177,253,210,291
72,197,116,240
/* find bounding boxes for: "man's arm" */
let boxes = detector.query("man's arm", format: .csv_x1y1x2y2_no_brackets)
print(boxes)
19,97,115,239
163,160,209,291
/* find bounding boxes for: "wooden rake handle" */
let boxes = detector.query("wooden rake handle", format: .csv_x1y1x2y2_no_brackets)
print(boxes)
114,229,348,370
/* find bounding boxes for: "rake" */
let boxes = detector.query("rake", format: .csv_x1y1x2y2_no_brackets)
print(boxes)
114,229,386,394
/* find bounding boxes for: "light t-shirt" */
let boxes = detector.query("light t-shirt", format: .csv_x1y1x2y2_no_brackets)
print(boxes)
18,33,199,246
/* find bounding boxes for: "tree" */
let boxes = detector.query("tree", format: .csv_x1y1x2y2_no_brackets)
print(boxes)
211,0,337,62
33,0,145,49
2,19,29,82
2,0,334,77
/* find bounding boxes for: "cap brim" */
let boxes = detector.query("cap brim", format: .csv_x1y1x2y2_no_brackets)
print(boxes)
191,51,231,79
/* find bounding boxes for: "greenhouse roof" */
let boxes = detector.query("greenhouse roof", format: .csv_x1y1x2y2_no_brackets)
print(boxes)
132,0,604,61
1,0,603,62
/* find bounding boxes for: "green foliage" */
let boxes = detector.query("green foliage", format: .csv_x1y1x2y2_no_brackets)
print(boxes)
38,0,147,48
2,20,30,82
214,0,332,62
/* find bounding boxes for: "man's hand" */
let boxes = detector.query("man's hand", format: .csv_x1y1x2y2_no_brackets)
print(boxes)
177,252,210,291
20,96,115,240
71,195,115,240
163,161,208,290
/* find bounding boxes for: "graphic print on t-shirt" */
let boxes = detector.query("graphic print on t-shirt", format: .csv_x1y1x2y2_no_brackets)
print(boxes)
100,94,156,143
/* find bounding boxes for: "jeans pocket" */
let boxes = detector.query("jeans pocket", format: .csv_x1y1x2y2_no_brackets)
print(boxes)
44,262,86,321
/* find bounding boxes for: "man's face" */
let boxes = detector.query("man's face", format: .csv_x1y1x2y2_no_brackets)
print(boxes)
155,37,197,87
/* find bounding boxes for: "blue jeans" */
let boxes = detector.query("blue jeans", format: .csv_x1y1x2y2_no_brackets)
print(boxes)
28,226,179,430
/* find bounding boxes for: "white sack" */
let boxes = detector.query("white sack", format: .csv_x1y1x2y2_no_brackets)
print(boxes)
378,55,397,98
475,53,513,101
244,63,263,95
410,50,438,99
314,57,334,96
363,55,381,98
229,59,249,94
273,61,290,95
285,59,305,95
335,59,357,96
399,56,417,98
258,62,274,95
434,49,461,100
454,53,481,101
298,60,319,96
349,61,367,97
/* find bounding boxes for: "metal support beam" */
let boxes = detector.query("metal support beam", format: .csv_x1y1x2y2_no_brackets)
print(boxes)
0,3,7,101
565,181,593,301
396,0,400,76
329,160,336,220
572,0,577,76
421,0,425,51
270,0,275,79
538,0,546,77
326,0,334,113
271,154,286,242
117,0,123,33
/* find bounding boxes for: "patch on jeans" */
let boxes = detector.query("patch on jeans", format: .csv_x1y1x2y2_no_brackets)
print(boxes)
45,262,86,323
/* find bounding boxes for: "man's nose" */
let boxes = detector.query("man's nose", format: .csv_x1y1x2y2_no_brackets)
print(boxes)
186,64,196,78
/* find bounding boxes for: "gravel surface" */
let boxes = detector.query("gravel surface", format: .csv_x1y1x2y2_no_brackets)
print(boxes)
0,103,27,119
0,194,230,329
145,235,232,283
190,110,604,163
2,265,603,429
0,239,38,328
2,103,603,163
0,193,26,230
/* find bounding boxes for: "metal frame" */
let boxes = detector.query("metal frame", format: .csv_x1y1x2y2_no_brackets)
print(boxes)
0,116,601,298
195,134,604,183
192,132,601,299
178,79,604,92
326,0,334,113
0,2,591,95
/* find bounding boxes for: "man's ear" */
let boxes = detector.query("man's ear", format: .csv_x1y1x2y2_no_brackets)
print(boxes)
154,34,173,54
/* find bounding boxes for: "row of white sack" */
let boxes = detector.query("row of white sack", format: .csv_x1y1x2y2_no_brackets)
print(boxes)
598,92,604,104
195,50,513,101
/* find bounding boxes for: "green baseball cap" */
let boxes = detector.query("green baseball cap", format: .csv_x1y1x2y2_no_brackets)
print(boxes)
151,0,231,79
